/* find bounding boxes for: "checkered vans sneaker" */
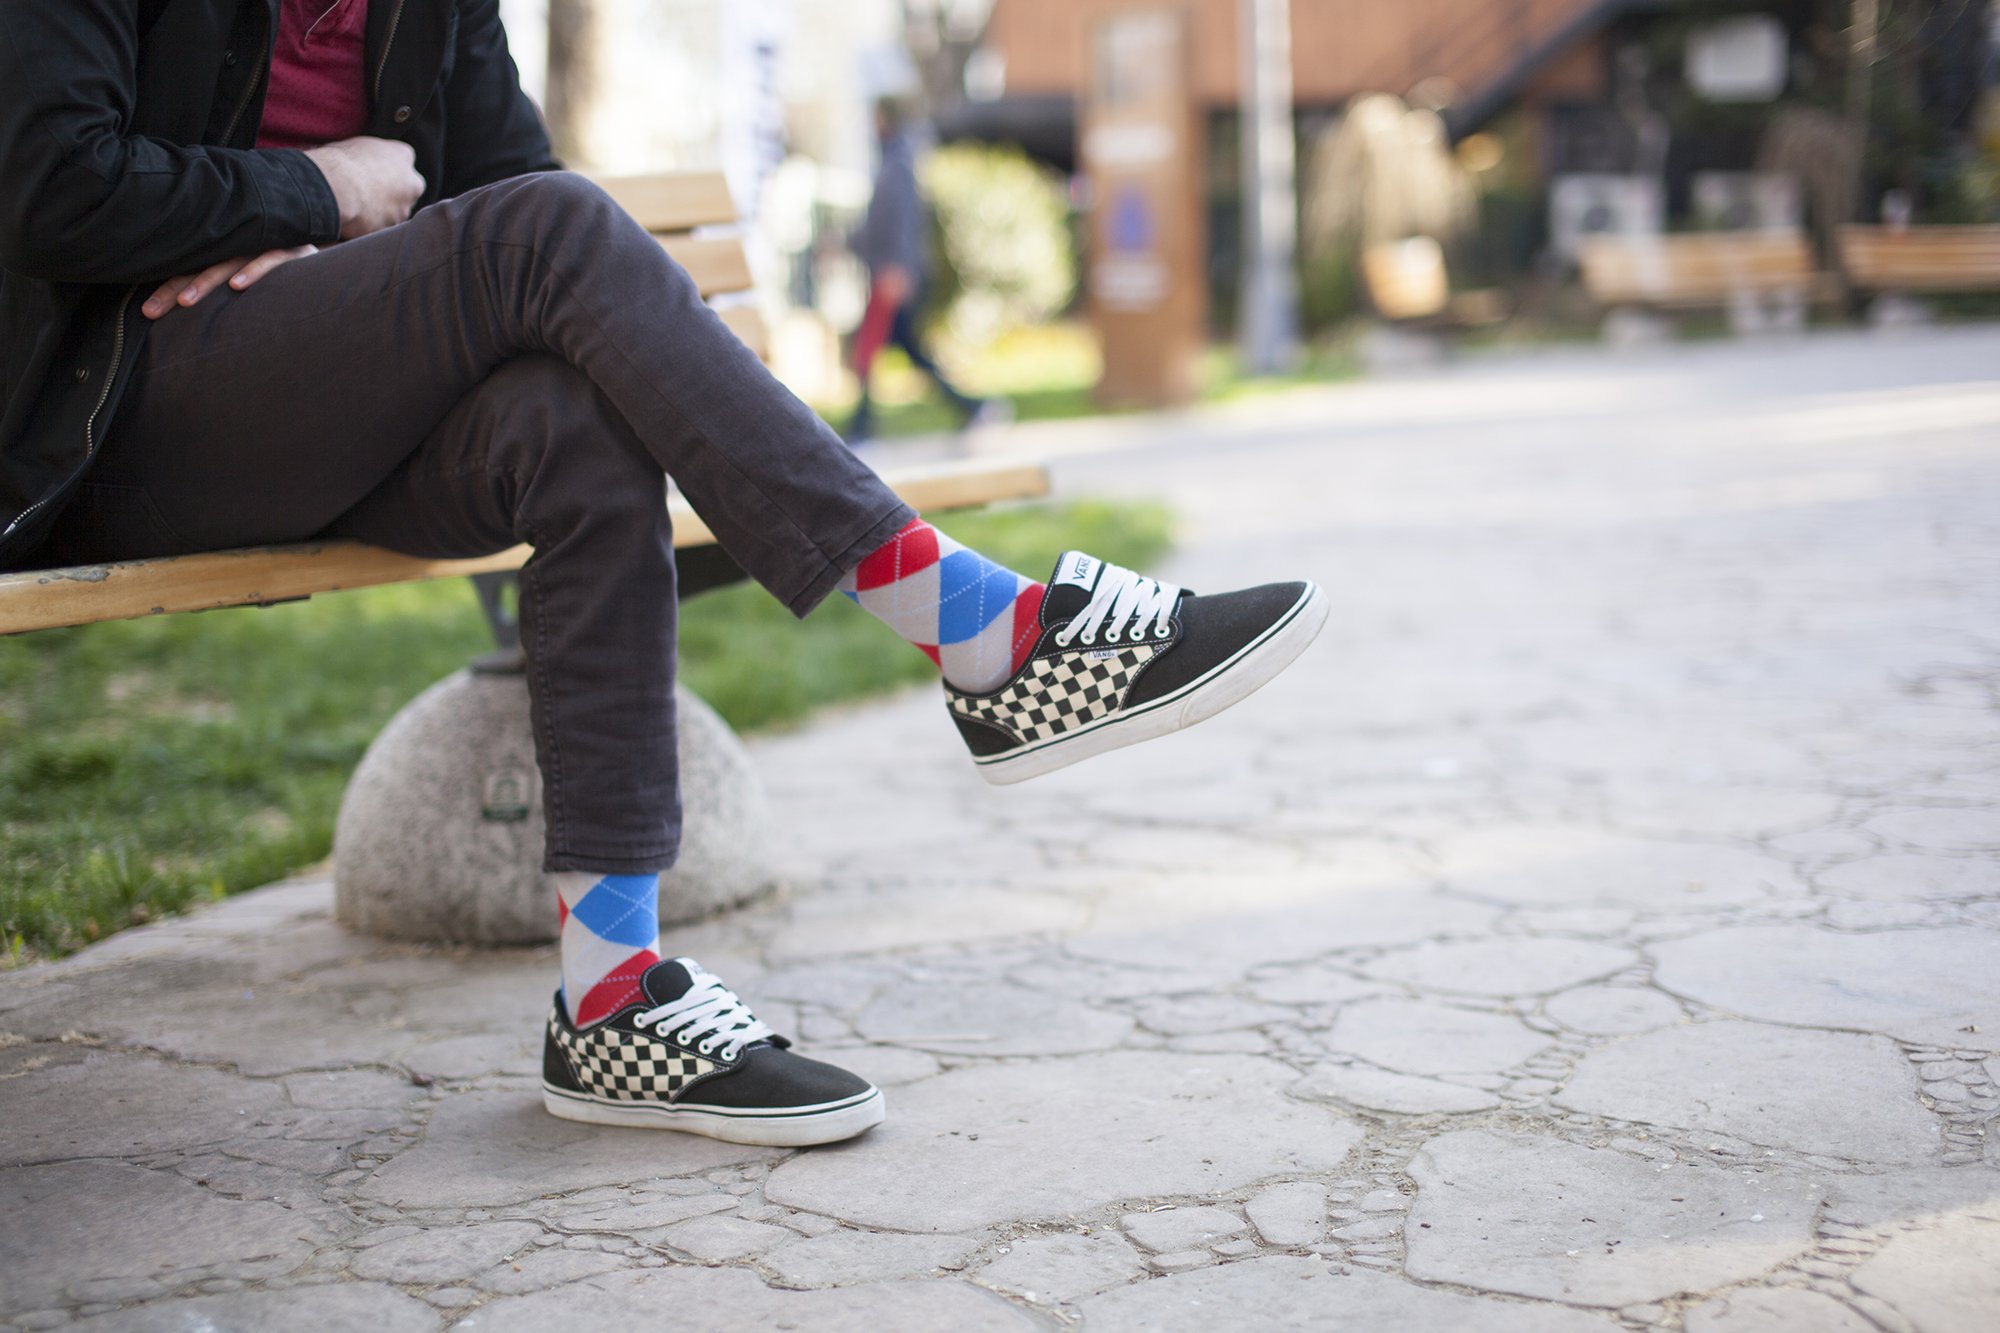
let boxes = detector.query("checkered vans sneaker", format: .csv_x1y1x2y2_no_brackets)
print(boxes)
946,551,1327,784
543,958,884,1146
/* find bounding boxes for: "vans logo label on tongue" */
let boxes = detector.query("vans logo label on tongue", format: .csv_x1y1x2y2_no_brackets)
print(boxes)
1053,553,1101,591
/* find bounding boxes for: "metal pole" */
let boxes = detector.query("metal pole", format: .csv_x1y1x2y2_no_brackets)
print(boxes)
544,0,596,163
1238,0,1300,375
1846,0,1881,138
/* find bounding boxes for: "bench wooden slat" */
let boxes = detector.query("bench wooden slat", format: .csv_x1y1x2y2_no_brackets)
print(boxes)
659,235,755,299
1838,225,2000,292
588,171,740,233
0,463,1054,634
1580,232,1824,306
716,305,769,359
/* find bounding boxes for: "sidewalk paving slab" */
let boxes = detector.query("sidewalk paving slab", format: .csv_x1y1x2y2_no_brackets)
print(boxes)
5,328,2000,1329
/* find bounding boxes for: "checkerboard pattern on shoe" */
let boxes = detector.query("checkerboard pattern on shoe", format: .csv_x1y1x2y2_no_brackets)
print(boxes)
839,518,1045,694
946,550,1328,785
542,958,886,1146
949,641,1161,743
548,1009,714,1100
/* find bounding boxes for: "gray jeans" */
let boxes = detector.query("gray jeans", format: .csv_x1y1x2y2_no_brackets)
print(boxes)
30,173,915,874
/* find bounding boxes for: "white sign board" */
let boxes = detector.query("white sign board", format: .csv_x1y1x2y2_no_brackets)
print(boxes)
1687,16,1788,104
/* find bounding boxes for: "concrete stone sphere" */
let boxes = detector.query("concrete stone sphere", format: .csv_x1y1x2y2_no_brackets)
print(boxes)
334,670,775,944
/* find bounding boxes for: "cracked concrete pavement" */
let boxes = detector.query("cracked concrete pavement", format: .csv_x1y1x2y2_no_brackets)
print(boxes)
3,327,1998,1331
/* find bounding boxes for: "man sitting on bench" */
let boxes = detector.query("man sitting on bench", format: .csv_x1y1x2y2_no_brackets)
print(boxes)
0,0,1326,1146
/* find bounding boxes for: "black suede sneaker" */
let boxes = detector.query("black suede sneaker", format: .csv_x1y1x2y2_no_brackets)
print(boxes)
946,551,1326,784
542,958,884,1146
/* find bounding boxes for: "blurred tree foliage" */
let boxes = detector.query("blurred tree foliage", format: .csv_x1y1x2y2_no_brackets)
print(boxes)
922,143,1079,346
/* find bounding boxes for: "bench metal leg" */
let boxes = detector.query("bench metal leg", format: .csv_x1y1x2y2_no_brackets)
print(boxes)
470,572,527,676
469,546,758,678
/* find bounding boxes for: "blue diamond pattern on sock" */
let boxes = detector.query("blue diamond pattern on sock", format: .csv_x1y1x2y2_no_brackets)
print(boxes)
936,549,1021,645
567,874,662,949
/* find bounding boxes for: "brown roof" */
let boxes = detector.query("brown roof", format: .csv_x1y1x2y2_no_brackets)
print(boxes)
985,0,1616,111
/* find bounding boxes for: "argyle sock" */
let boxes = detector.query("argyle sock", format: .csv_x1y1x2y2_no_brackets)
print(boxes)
552,872,662,1028
840,518,1045,694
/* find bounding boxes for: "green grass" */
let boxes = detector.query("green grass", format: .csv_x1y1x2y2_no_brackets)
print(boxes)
1197,343,1364,405
816,321,1358,439
0,499,1172,964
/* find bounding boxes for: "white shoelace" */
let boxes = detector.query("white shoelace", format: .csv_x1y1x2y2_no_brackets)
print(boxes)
1053,562,1182,649
634,961,775,1061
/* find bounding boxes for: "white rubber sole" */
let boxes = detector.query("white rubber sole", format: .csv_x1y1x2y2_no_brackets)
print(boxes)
974,581,1329,786
542,1083,886,1147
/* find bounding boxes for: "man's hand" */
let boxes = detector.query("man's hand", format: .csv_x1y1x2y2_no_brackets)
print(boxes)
142,246,319,320
303,136,426,241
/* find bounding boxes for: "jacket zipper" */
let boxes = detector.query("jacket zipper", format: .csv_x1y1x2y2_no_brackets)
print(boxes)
0,290,138,548
372,0,409,103
218,7,272,148
84,293,137,461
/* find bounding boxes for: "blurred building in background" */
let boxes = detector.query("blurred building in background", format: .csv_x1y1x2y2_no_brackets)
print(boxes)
951,0,1998,326
492,1,2000,387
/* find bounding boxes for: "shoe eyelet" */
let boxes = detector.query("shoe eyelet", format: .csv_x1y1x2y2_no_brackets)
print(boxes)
698,1040,717,1056
1156,624,1171,639
1105,628,1122,643
1079,632,1096,647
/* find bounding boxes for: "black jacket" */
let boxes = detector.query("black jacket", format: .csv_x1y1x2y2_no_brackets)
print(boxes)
0,0,558,566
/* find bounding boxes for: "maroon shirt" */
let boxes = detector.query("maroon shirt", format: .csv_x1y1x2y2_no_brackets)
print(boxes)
256,0,371,150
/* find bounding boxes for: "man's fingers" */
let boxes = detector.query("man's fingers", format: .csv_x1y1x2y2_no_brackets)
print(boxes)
143,275,201,320
184,246,303,304
143,246,317,319
172,258,251,310
228,246,318,291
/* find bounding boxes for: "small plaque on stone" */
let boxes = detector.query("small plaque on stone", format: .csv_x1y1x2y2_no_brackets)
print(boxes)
481,770,534,822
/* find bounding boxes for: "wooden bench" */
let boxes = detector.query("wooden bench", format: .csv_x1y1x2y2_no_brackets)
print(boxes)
1578,230,1837,317
0,171,1050,637
1838,225,2000,294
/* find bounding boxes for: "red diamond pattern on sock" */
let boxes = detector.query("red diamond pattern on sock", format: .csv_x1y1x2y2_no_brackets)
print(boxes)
1010,583,1046,675
841,521,1044,694
556,872,662,1029
852,518,940,591
574,947,661,1028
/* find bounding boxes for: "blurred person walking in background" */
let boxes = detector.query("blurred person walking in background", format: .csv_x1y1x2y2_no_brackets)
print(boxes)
845,98,1003,446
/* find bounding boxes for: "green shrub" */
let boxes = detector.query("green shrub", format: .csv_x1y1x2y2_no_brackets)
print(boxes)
923,144,1079,346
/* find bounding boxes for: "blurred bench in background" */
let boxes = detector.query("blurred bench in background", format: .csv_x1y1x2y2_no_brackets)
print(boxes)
1579,231,1836,339
1839,225,2000,298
